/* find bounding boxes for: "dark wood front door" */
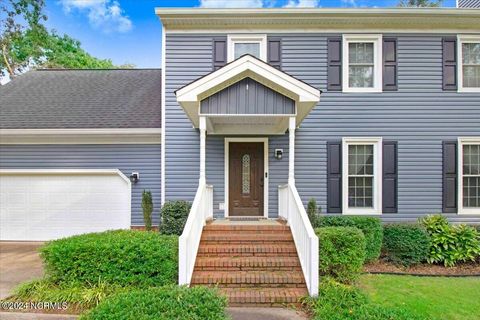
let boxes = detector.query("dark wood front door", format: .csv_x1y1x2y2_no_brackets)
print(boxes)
229,142,264,216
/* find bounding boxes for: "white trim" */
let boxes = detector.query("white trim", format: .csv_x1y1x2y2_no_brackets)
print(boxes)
0,168,131,185
0,128,162,145
457,137,480,215
167,29,480,34
288,116,296,184
199,116,206,184
224,137,269,218
342,34,383,93
176,55,320,129
342,137,383,215
227,34,267,63
457,35,480,93
161,25,166,206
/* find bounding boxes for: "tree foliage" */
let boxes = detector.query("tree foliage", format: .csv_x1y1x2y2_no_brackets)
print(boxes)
397,0,443,7
1,0,125,79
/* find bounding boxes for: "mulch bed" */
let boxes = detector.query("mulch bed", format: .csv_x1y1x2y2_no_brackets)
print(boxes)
364,260,480,276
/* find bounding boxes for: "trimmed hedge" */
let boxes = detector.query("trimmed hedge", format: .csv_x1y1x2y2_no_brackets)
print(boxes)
317,216,383,262
316,227,366,283
305,279,426,320
383,224,430,266
80,285,228,320
160,200,191,235
40,230,178,287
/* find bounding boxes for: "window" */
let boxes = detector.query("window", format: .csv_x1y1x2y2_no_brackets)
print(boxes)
459,138,480,214
459,35,480,92
343,34,382,93
227,34,267,62
342,137,382,214
242,154,250,194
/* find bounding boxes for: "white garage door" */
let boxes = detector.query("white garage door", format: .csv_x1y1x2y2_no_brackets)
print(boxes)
0,169,131,241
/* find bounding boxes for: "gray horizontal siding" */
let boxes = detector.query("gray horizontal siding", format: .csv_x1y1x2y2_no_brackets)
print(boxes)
201,78,295,115
0,144,161,226
165,33,480,224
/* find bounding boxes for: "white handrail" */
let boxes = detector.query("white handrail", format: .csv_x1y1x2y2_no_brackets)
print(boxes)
278,183,319,296
178,183,213,285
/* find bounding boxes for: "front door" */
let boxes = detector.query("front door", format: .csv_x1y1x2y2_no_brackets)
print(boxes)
229,142,264,216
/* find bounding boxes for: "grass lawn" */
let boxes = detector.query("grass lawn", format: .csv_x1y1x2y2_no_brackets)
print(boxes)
358,274,480,320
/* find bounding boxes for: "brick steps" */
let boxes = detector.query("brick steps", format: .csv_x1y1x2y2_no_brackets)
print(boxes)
195,256,302,271
219,288,308,307
193,221,307,306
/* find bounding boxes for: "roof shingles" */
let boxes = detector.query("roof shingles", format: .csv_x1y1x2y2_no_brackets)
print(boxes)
0,69,161,129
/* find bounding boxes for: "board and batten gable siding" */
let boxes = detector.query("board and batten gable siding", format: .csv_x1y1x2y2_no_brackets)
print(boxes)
0,144,161,225
164,33,480,223
200,77,295,115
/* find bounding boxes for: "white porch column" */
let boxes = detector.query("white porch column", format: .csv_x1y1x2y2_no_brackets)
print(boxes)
288,116,296,184
199,116,206,184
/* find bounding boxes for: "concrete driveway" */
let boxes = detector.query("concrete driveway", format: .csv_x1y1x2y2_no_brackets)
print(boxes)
0,242,44,299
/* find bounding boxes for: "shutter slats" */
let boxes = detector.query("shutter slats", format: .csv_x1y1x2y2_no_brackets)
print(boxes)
327,37,342,91
383,38,398,91
327,141,342,213
443,141,458,213
442,37,457,91
213,37,227,70
382,141,398,213
268,37,282,69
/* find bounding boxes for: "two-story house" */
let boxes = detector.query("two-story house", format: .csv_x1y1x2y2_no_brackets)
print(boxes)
0,4,479,304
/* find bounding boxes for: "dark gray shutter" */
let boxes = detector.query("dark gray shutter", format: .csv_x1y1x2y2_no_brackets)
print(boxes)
327,37,342,91
383,38,398,91
442,37,457,91
443,141,458,213
268,37,282,69
213,37,227,70
382,141,398,213
327,141,342,213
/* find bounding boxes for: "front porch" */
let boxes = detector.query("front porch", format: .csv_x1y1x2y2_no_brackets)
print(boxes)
175,54,321,300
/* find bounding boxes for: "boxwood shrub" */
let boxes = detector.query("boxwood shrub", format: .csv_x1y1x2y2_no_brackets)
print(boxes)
80,285,228,320
40,230,178,287
318,216,383,262
382,224,430,266
160,200,191,235
316,227,366,283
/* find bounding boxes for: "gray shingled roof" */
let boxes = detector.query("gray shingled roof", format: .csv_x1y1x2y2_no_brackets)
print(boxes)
0,69,161,129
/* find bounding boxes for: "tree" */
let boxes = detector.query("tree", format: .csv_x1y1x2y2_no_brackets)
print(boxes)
397,0,443,7
0,0,47,77
142,190,153,231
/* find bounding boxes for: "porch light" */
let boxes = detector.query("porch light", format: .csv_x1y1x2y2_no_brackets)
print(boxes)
274,149,283,160
130,172,140,184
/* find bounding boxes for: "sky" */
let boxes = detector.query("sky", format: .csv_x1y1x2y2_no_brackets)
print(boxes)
41,0,456,68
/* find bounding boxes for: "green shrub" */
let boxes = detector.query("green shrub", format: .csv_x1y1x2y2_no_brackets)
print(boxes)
40,230,178,287
160,200,191,235
80,285,228,320
304,279,426,320
316,227,366,283
420,215,480,267
318,216,383,262
142,190,153,231
382,224,430,266
10,279,128,310
307,198,319,227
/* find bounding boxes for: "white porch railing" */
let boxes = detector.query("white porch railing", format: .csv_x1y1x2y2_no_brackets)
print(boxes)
279,183,319,296
178,183,213,286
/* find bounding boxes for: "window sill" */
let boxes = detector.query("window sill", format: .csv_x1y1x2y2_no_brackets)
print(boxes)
342,88,382,93
342,210,382,215
458,87,480,93
457,209,480,215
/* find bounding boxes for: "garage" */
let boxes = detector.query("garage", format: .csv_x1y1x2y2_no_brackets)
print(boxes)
0,169,131,241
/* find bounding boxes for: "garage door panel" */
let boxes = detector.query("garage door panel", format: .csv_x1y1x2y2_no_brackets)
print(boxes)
0,171,131,241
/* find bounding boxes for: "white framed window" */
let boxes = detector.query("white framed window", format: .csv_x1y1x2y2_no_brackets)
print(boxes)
227,34,267,62
342,137,382,215
342,34,383,93
458,35,480,92
458,137,480,214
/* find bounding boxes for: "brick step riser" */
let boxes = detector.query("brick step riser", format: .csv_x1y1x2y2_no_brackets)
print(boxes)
201,234,293,240
191,283,307,288
228,303,302,308
194,266,302,271
199,241,294,245
197,253,299,257
203,227,290,232
202,230,291,235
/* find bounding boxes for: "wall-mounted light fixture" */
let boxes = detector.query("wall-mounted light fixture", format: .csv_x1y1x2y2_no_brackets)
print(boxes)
274,149,283,160
130,172,140,184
